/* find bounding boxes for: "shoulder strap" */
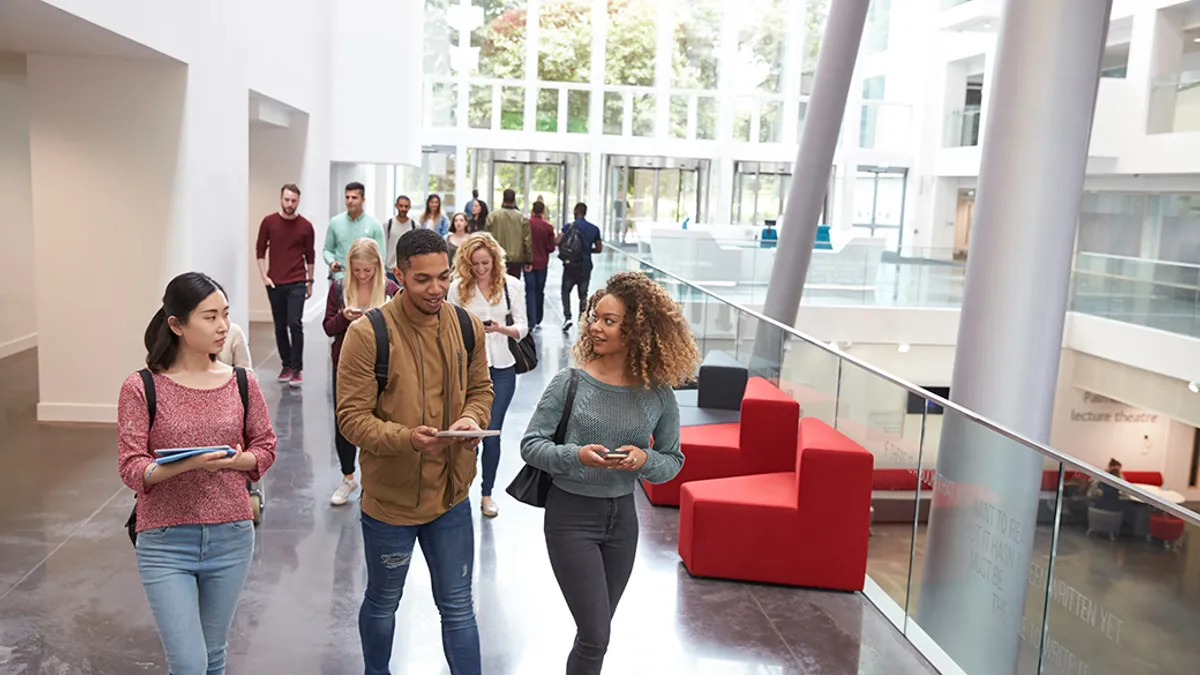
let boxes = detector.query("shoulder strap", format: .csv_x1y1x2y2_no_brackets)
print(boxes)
502,284,513,322
138,369,156,429
234,367,249,433
553,369,580,444
366,308,390,399
453,304,475,363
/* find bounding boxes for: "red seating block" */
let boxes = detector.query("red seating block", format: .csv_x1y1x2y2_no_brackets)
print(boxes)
1122,471,1163,487
678,418,875,592
1149,513,1185,544
644,377,799,506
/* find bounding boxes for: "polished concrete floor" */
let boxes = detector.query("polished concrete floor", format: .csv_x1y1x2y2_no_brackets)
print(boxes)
0,265,937,674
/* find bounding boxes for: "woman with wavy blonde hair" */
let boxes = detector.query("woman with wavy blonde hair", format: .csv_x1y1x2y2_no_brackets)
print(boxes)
519,271,699,675
447,232,528,518
323,237,399,506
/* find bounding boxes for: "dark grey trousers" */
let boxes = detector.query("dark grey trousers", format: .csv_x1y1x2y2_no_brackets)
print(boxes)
543,485,639,675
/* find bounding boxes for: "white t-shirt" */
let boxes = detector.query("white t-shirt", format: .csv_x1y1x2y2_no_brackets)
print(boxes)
447,277,528,369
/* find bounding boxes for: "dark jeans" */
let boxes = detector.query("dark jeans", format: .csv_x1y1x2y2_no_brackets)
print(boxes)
481,366,516,497
267,281,306,371
562,261,593,322
505,262,524,279
524,267,548,326
332,370,356,476
544,485,638,675
360,505,480,675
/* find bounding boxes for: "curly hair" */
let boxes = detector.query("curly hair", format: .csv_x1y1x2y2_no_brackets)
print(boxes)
572,272,700,390
453,232,507,305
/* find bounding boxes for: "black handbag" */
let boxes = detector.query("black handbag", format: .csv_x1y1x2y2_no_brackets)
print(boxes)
503,284,538,374
506,368,579,507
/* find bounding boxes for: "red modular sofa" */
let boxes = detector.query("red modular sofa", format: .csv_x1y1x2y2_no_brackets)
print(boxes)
643,377,799,506
678,418,874,592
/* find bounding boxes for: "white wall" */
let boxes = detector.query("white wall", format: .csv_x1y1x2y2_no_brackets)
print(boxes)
1050,385,1171,473
0,54,36,360
27,54,188,422
1162,419,1199,500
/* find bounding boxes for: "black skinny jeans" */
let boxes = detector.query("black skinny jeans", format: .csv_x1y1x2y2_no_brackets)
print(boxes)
331,369,357,476
544,485,638,675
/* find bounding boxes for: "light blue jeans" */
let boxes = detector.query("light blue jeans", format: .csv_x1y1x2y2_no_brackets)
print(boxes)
135,521,255,675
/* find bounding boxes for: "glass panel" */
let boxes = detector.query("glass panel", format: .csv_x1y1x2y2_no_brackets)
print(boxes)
629,168,655,241
538,0,591,82
1041,469,1200,675
672,0,722,90
632,92,655,137
424,0,458,76
606,0,656,86
669,95,689,139
904,408,1063,675
733,99,753,142
537,88,559,132
426,150,458,209
530,164,563,225
501,86,525,130
696,97,717,140
468,84,493,129
567,90,590,133
603,91,624,135
839,360,925,623
756,173,782,223
863,0,891,55
658,169,681,223
760,100,783,143
732,313,784,380
430,82,458,128
492,162,521,212
802,1,830,95
737,0,787,94
473,0,526,79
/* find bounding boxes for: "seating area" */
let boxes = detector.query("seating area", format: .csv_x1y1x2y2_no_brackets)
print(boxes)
645,350,875,592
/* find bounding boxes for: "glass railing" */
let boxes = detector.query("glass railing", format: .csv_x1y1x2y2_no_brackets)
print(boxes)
944,106,982,147
1071,252,1200,338
1147,70,1200,134
593,246,1200,675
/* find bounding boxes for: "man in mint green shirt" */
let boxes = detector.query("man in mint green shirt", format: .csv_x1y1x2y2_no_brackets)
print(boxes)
324,181,385,280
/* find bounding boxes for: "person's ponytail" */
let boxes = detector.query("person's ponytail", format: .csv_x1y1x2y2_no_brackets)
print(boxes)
143,272,226,372
144,307,178,372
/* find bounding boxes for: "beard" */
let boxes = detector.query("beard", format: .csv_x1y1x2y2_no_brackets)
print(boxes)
282,206,297,216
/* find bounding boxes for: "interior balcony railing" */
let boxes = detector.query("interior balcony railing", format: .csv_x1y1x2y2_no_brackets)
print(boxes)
592,246,1200,675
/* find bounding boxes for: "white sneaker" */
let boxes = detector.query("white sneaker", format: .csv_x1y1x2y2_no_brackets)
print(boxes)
330,477,357,506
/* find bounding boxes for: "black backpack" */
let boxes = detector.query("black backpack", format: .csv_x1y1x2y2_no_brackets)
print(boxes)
558,223,584,263
124,367,249,546
364,305,476,399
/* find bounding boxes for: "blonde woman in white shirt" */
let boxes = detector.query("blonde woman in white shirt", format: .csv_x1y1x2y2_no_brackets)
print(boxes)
447,232,528,518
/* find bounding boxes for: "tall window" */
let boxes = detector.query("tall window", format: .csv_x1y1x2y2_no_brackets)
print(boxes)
863,0,891,55
736,0,787,93
473,0,527,79
539,0,592,82
424,0,458,75
606,0,657,86
672,0,722,90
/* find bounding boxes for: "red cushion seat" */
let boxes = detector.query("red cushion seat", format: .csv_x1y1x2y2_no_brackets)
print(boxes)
1149,513,1185,543
679,418,874,592
1122,471,1163,487
644,377,799,506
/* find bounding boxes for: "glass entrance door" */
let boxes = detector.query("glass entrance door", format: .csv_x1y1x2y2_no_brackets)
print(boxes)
472,150,584,227
852,165,908,252
604,155,709,245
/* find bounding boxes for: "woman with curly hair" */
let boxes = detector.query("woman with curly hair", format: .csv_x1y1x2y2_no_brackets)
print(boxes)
448,233,528,518
519,271,699,675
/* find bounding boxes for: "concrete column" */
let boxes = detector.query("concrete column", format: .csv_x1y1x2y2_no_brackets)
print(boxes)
759,0,870,329
916,2,1112,675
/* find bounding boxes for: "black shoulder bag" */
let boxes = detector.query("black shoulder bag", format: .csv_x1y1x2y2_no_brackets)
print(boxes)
506,368,579,507
125,367,249,546
503,284,538,374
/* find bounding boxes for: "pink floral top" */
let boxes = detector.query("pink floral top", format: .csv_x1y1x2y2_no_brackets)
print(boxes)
117,369,277,531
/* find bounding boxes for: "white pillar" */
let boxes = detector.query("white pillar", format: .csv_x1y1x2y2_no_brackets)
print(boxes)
916,2,1113,674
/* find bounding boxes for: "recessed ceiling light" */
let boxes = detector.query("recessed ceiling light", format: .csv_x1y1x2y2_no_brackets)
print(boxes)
1193,37,1200,43
1189,381,1199,393
898,344,911,353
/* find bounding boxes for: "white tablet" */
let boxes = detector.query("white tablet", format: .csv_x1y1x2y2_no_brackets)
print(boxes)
435,430,501,438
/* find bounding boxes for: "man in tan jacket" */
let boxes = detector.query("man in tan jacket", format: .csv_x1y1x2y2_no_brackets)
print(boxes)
484,188,533,279
336,228,493,675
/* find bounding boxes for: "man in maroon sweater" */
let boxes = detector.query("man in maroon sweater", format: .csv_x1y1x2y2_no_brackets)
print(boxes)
525,200,556,328
255,183,315,387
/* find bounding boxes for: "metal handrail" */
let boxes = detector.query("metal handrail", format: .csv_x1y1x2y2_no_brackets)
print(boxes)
608,247,1200,525
1077,251,1200,272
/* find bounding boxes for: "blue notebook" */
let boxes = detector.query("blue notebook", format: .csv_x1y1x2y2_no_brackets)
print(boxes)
153,446,235,464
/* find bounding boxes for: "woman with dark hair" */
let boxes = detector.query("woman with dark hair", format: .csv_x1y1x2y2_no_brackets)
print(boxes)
469,199,489,234
117,272,277,675
520,272,700,675
420,193,450,237
446,212,471,265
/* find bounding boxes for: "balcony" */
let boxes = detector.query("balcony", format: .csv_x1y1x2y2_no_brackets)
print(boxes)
936,0,1002,33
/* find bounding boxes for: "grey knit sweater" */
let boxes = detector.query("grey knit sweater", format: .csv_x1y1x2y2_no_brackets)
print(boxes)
520,368,683,498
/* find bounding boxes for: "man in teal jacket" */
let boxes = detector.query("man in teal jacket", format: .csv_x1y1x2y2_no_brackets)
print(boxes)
324,181,385,280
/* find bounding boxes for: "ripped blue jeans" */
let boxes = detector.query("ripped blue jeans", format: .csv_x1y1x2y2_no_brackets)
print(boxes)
359,501,480,675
